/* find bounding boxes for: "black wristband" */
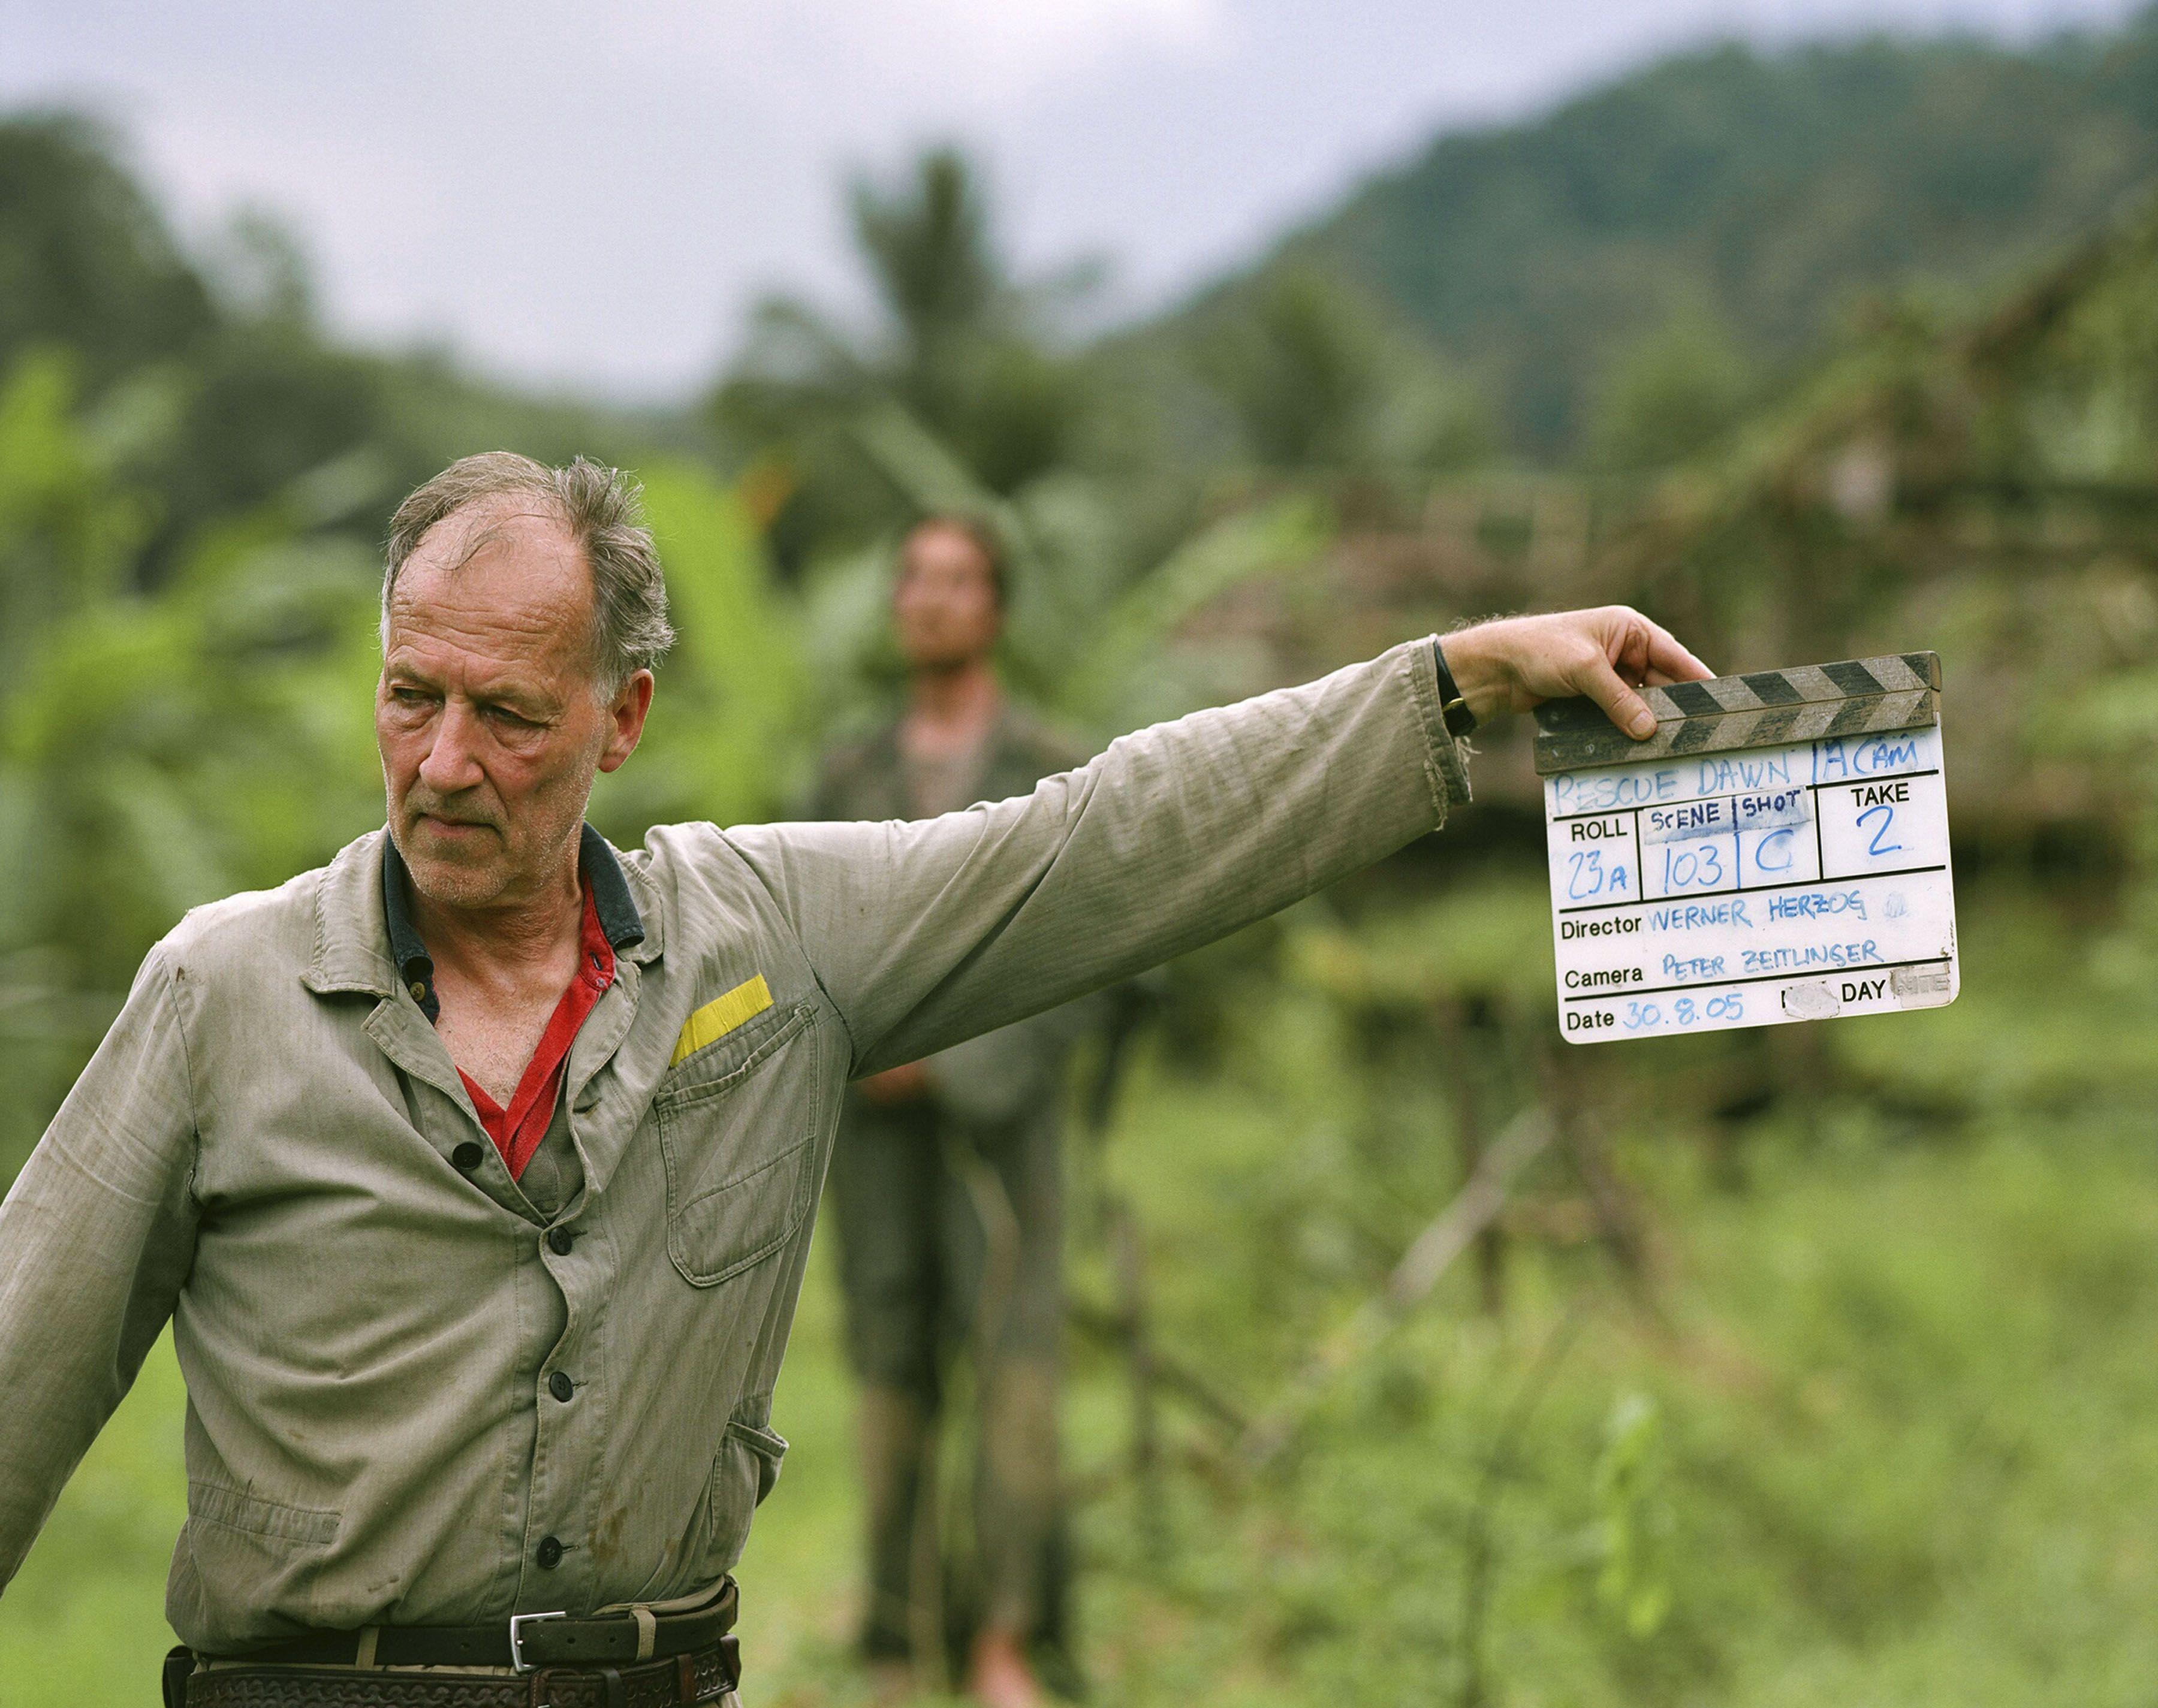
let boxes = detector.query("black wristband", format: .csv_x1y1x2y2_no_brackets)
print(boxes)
1431,639,1478,738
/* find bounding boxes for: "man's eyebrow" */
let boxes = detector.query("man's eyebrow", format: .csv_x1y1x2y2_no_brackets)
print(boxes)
469,678,560,717
381,657,556,716
381,654,438,686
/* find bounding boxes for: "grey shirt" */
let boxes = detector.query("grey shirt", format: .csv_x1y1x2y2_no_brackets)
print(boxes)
0,639,1468,1650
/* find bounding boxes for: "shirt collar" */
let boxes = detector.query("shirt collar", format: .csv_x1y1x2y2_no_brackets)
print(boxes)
578,823,646,955
381,824,647,1022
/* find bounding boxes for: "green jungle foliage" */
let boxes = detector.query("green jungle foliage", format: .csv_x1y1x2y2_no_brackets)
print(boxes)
10,24,2158,1703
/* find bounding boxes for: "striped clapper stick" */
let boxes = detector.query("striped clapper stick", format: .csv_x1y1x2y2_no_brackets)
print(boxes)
1532,653,1958,1042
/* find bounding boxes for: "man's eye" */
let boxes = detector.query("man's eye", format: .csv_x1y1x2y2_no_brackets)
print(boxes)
390,687,433,705
487,706,538,729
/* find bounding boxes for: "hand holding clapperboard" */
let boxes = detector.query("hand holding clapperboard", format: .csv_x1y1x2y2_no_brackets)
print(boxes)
1533,654,1958,1042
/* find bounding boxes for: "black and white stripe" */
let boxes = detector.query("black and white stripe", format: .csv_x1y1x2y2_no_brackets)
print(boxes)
1532,653,1940,774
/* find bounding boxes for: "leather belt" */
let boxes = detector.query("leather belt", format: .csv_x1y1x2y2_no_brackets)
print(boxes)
199,1579,736,1671
182,1637,739,1708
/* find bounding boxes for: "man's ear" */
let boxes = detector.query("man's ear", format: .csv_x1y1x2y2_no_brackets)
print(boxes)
598,670,655,774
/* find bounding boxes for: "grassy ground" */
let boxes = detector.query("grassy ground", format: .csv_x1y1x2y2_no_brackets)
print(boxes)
8,890,2158,1704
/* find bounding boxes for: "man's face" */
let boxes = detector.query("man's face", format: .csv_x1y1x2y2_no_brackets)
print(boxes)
893,523,1001,671
376,499,650,913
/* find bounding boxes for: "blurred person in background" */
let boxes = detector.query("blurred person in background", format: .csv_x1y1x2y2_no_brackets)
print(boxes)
813,517,1092,1708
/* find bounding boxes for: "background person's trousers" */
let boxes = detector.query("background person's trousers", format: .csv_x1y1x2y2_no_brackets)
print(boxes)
825,1098,1065,1662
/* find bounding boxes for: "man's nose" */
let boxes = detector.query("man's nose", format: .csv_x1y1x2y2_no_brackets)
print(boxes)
417,701,487,795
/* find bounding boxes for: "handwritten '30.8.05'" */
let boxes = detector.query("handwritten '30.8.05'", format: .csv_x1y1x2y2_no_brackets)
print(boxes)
1620,992,1745,1031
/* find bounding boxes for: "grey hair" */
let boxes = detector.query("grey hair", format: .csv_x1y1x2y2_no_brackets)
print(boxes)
381,451,675,699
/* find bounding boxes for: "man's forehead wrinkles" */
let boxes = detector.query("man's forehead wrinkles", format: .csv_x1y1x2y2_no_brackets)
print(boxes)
385,630,568,695
383,595,581,698
393,535,589,635
387,606,579,670
394,591,575,641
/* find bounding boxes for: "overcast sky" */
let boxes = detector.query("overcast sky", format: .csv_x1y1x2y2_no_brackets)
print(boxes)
5,0,2140,400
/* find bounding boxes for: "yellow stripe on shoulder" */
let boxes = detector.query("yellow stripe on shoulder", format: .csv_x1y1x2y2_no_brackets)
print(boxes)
671,974,774,1066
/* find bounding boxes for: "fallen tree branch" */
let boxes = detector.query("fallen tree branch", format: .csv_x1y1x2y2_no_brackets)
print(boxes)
1235,1104,1556,1472
1067,1297,1251,1436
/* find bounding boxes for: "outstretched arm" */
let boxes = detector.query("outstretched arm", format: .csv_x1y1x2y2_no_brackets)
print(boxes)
728,611,1708,1076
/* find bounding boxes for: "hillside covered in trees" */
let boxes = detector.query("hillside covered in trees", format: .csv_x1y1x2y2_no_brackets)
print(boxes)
1146,6,2158,465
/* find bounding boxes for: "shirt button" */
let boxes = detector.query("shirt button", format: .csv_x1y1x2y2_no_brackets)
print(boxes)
536,1535,564,1570
408,981,428,1003
451,1142,484,1172
549,1371,575,1402
547,1227,574,1256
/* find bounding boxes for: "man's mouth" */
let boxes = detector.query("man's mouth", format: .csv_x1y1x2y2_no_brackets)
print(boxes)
414,812,495,838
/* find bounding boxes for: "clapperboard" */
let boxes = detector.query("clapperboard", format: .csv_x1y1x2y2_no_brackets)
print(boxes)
1534,653,1958,1043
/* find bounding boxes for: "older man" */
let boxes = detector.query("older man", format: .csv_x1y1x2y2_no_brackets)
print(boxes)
0,452,1707,1707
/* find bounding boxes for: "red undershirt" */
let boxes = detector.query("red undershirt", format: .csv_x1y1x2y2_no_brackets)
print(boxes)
456,881,616,1181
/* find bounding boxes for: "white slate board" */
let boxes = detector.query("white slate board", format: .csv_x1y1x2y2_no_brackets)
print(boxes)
1533,655,1958,1043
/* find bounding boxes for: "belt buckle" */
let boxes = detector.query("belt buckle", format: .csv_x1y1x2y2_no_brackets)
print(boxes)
508,1610,566,1672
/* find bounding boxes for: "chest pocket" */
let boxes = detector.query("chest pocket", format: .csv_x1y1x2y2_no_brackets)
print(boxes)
655,999,823,1287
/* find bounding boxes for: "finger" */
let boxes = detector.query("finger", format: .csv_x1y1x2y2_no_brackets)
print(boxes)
1639,620,1713,684
1602,611,1662,687
1581,654,1659,740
